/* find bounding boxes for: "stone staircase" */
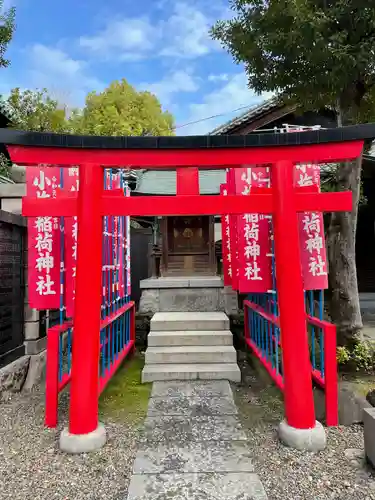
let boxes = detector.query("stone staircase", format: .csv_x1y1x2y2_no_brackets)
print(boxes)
142,312,241,383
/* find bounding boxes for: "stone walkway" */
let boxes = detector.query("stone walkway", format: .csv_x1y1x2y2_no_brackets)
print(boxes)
126,380,267,499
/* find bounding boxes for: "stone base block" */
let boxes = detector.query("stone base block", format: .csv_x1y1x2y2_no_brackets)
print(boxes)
139,284,238,315
24,336,47,355
314,382,372,425
0,355,30,399
364,408,375,467
23,350,47,390
24,320,40,340
59,423,107,454
278,419,326,452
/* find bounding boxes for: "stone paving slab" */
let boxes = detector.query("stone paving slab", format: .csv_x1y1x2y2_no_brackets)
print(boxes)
147,395,237,417
140,415,247,443
126,472,268,500
151,380,233,398
133,440,254,474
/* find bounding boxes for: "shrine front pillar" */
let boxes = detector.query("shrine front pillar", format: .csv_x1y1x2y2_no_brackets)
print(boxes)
272,160,326,451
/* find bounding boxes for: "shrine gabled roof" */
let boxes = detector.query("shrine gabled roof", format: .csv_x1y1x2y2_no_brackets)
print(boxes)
210,96,285,135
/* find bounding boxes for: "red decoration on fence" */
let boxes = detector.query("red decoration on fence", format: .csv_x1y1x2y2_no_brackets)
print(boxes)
63,167,79,317
294,164,328,290
220,184,232,286
234,166,273,293
26,166,61,310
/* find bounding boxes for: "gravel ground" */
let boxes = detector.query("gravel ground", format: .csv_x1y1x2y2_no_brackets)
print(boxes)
3,358,375,500
234,358,375,500
0,388,140,500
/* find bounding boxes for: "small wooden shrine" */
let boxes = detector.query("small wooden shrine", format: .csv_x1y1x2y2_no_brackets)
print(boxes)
159,216,216,276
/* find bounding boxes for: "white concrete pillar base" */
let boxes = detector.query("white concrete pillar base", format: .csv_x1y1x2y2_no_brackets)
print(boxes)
59,422,106,454
278,419,326,452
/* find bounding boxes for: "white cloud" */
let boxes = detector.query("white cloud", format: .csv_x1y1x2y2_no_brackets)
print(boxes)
208,73,229,82
140,70,199,106
79,18,156,61
79,2,220,61
26,44,104,106
159,3,218,59
177,73,273,135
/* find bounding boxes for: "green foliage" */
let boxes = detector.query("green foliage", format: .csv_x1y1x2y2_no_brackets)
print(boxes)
337,342,375,372
321,163,367,206
0,153,11,178
70,79,175,136
6,88,72,132
0,1,15,69
211,1,375,122
337,345,351,365
4,82,175,139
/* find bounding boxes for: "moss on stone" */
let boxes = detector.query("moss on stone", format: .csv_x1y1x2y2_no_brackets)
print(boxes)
99,352,151,423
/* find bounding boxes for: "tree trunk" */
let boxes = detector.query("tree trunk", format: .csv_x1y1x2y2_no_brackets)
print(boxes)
327,154,363,346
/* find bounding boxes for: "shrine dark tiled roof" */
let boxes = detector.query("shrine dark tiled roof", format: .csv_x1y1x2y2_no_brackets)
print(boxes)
209,97,284,135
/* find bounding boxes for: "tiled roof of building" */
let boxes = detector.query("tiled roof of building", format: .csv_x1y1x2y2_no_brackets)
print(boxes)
209,96,282,135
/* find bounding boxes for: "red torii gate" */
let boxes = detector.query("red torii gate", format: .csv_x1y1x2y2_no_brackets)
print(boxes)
3,125,369,453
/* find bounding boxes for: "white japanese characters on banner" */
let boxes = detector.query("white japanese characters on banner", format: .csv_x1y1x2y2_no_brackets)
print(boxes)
125,182,131,297
220,184,232,286
235,166,273,293
63,167,79,317
294,164,328,289
226,169,239,290
26,166,61,310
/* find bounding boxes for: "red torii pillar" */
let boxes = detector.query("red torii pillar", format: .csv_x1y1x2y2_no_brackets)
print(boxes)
272,161,324,449
62,163,106,450
15,139,359,453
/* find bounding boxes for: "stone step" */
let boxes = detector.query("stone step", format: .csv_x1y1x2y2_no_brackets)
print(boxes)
133,440,254,474
145,346,237,365
142,363,241,383
147,395,238,417
127,472,268,500
147,330,233,347
150,312,230,332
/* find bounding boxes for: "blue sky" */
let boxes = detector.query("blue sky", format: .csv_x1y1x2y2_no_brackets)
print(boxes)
1,0,271,134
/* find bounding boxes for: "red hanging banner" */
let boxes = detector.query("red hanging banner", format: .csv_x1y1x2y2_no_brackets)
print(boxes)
294,163,328,290
220,184,232,286
118,215,125,298
234,165,273,293
63,167,79,318
26,166,61,310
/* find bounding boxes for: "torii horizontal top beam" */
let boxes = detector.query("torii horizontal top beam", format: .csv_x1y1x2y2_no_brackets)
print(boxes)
0,125,370,167
6,141,364,168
